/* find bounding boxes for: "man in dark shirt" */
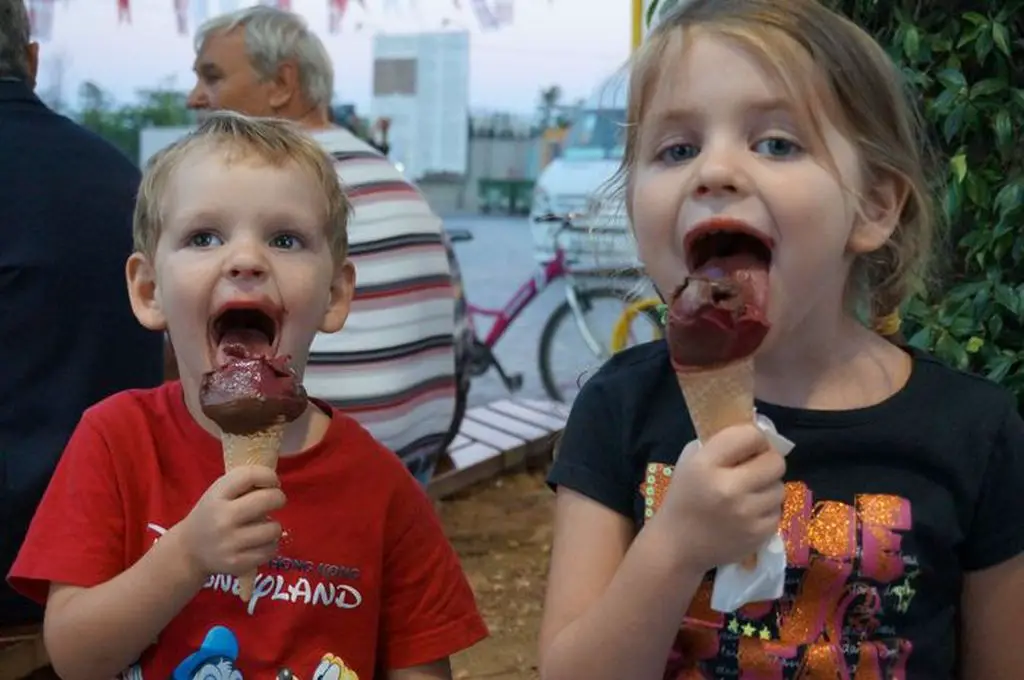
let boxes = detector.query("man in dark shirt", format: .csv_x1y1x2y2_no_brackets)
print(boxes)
0,0,164,626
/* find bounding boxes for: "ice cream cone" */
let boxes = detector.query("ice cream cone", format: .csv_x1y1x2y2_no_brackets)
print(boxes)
676,358,758,570
221,423,285,602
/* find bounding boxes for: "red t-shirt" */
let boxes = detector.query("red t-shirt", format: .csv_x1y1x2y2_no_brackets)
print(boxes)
9,381,487,679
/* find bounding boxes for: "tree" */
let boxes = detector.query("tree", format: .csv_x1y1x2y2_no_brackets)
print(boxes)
644,0,1024,405
537,85,563,128
76,80,193,163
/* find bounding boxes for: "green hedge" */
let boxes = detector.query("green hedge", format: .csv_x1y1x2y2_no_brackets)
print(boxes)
645,1,1024,406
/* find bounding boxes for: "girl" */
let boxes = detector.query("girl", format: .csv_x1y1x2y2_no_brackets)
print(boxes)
539,1,1024,678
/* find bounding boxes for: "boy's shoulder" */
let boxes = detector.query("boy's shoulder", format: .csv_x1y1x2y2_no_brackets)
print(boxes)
81,380,184,432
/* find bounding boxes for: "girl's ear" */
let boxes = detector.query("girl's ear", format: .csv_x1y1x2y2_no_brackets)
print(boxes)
126,252,167,331
848,173,909,255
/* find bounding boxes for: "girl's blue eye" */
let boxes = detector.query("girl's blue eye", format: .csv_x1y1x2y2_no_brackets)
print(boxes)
270,233,302,250
188,232,222,248
658,143,699,164
755,137,803,158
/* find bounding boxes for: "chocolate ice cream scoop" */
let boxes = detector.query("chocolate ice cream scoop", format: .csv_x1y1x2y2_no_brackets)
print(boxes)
668,272,770,372
200,344,308,435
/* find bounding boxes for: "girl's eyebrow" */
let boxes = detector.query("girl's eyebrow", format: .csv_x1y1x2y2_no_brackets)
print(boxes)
645,97,792,130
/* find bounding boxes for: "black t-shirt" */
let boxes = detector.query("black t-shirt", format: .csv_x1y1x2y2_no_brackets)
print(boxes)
548,341,1024,679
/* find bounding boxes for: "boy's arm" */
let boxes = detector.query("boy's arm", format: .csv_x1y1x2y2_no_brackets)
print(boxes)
44,525,207,680
7,407,208,680
387,658,452,680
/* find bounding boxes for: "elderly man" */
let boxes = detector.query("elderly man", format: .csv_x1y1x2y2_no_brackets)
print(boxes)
186,5,468,484
0,0,164,626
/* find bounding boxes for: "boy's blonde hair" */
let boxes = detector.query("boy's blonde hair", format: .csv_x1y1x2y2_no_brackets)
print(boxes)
134,112,351,262
622,0,937,340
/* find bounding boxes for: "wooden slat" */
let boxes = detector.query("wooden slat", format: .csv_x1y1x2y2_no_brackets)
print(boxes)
466,407,550,441
515,397,572,421
428,397,567,500
489,400,567,430
450,442,500,469
456,418,525,452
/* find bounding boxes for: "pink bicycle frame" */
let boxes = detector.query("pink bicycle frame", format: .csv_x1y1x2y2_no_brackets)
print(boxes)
467,247,569,348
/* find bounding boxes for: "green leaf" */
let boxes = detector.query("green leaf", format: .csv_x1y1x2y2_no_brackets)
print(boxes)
949,154,968,183
970,78,1007,98
937,331,969,369
902,25,921,61
936,68,967,91
962,12,988,25
994,110,1014,151
975,28,994,62
943,104,965,142
1013,89,1024,111
995,181,1024,217
965,336,985,353
994,285,1019,314
987,354,1016,383
907,326,933,350
992,22,1011,56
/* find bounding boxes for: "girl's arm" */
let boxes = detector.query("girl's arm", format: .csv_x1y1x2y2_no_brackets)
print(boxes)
538,488,706,680
961,552,1024,677
43,526,208,680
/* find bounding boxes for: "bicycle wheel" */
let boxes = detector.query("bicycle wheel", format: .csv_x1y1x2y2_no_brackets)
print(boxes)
538,287,662,403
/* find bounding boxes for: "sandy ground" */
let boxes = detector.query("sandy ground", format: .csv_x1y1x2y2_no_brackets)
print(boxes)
440,468,554,680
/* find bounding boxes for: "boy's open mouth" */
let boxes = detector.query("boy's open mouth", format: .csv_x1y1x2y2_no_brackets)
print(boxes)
209,304,281,366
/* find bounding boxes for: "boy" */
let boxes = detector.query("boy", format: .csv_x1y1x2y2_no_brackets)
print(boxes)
7,113,488,680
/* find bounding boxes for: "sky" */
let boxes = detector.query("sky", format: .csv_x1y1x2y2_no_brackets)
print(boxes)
32,0,634,115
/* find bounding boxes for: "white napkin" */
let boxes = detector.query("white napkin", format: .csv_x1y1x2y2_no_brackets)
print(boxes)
680,412,795,613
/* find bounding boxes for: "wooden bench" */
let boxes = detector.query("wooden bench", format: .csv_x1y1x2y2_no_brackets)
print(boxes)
427,397,570,499
0,626,49,680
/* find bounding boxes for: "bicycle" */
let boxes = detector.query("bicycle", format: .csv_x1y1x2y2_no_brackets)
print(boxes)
451,213,663,403
611,296,666,353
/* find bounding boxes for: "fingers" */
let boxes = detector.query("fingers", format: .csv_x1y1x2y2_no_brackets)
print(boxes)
704,424,770,467
231,487,288,524
232,520,283,554
217,466,282,500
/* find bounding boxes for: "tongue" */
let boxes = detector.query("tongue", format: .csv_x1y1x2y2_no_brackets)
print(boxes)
695,252,769,312
216,328,273,366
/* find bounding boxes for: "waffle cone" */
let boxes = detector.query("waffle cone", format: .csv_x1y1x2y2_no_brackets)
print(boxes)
221,424,284,602
676,358,758,570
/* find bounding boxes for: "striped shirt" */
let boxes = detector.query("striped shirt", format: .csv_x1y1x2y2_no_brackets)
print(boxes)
306,128,457,474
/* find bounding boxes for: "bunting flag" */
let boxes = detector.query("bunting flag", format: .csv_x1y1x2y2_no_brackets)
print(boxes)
468,0,498,29
328,0,349,33
117,0,130,23
27,0,56,40
173,0,189,34
492,0,512,24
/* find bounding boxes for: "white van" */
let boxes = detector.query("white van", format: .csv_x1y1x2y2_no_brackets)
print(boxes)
528,67,637,269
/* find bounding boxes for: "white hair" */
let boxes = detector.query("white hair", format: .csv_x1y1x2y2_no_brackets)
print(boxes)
195,5,334,108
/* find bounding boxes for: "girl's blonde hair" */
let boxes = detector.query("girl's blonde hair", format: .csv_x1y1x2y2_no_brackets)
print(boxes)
134,111,351,263
620,0,937,341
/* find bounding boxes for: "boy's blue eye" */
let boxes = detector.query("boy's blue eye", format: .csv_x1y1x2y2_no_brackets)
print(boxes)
755,137,803,158
658,143,699,164
270,233,302,250
188,232,222,248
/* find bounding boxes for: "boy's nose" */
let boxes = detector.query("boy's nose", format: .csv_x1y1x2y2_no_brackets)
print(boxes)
223,243,269,280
